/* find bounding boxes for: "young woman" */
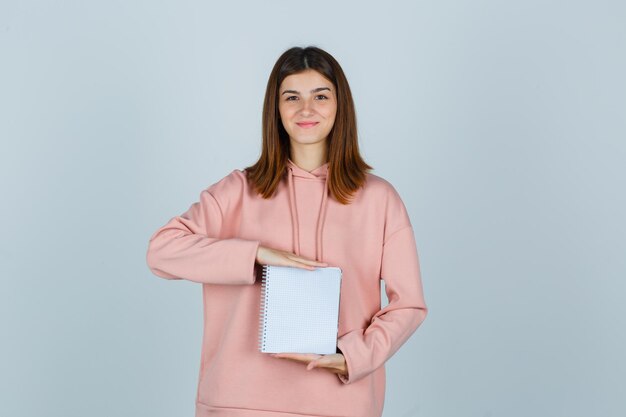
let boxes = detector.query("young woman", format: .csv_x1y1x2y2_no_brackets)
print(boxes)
146,46,428,417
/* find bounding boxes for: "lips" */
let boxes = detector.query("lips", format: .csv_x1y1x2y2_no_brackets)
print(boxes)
296,122,319,128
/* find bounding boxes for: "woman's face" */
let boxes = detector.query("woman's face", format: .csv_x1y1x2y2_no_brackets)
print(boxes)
278,69,337,151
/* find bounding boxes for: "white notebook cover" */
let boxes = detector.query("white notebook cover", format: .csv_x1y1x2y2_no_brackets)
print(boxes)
258,265,342,354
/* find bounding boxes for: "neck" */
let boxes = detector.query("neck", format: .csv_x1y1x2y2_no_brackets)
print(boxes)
289,145,328,172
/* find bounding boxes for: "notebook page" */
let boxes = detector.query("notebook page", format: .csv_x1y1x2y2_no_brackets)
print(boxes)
260,265,342,354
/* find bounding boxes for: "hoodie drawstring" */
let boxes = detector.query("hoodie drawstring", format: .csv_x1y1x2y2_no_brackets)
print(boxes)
316,174,329,261
286,163,329,262
287,169,301,256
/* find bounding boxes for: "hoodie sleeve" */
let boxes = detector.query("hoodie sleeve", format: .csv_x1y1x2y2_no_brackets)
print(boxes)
145,171,261,285
336,183,428,385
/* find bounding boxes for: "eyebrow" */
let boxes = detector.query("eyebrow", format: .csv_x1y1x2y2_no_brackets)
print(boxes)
281,87,332,95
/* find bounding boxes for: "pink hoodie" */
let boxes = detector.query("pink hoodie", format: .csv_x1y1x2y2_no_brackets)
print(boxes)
146,158,428,417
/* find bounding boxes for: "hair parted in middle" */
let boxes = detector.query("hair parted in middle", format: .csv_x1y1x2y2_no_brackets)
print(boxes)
243,45,372,205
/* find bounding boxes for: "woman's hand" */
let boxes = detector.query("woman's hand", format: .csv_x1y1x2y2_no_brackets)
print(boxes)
256,245,328,270
270,352,348,377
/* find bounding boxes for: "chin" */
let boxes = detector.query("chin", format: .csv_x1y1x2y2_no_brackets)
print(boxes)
292,139,325,146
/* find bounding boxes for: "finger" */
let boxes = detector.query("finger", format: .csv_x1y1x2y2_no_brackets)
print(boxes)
273,353,320,361
273,260,314,271
278,357,309,365
272,353,306,363
282,259,316,271
283,253,326,264
294,258,329,266
307,360,341,373
284,255,328,269
311,356,342,371
273,353,304,360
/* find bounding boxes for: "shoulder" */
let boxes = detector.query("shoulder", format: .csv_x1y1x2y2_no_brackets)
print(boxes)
206,169,248,192
363,172,406,206
202,168,253,209
363,172,413,237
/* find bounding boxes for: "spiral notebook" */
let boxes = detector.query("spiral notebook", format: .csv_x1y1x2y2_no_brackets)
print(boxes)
258,265,342,354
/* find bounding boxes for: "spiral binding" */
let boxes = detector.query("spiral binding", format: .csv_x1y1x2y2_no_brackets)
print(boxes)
257,264,270,352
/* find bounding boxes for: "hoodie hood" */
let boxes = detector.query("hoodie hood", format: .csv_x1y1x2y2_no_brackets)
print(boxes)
285,158,330,262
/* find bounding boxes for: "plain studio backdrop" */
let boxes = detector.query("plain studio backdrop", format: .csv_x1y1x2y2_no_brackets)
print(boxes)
1,1,624,416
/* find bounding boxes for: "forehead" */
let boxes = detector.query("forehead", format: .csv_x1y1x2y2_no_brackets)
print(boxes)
280,69,333,90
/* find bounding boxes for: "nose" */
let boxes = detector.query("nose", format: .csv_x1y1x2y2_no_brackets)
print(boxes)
299,98,314,115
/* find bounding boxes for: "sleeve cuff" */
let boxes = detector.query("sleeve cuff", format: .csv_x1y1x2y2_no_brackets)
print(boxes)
205,238,260,285
236,238,260,285
336,338,356,384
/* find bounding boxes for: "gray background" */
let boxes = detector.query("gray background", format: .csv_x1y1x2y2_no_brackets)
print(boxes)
1,1,625,416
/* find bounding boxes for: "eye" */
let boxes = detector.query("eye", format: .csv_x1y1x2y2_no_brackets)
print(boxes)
285,96,298,101
316,95,329,100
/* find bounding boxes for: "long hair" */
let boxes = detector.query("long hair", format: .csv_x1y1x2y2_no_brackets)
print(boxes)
243,46,372,205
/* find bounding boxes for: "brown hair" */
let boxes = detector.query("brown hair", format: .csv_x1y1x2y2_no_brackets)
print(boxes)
243,46,372,205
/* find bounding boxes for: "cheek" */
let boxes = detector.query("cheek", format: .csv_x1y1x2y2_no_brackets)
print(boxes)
324,101,337,117
279,106,295,120
323,106,337,121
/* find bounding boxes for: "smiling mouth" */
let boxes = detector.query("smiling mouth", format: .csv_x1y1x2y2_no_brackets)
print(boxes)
296,122,319,128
